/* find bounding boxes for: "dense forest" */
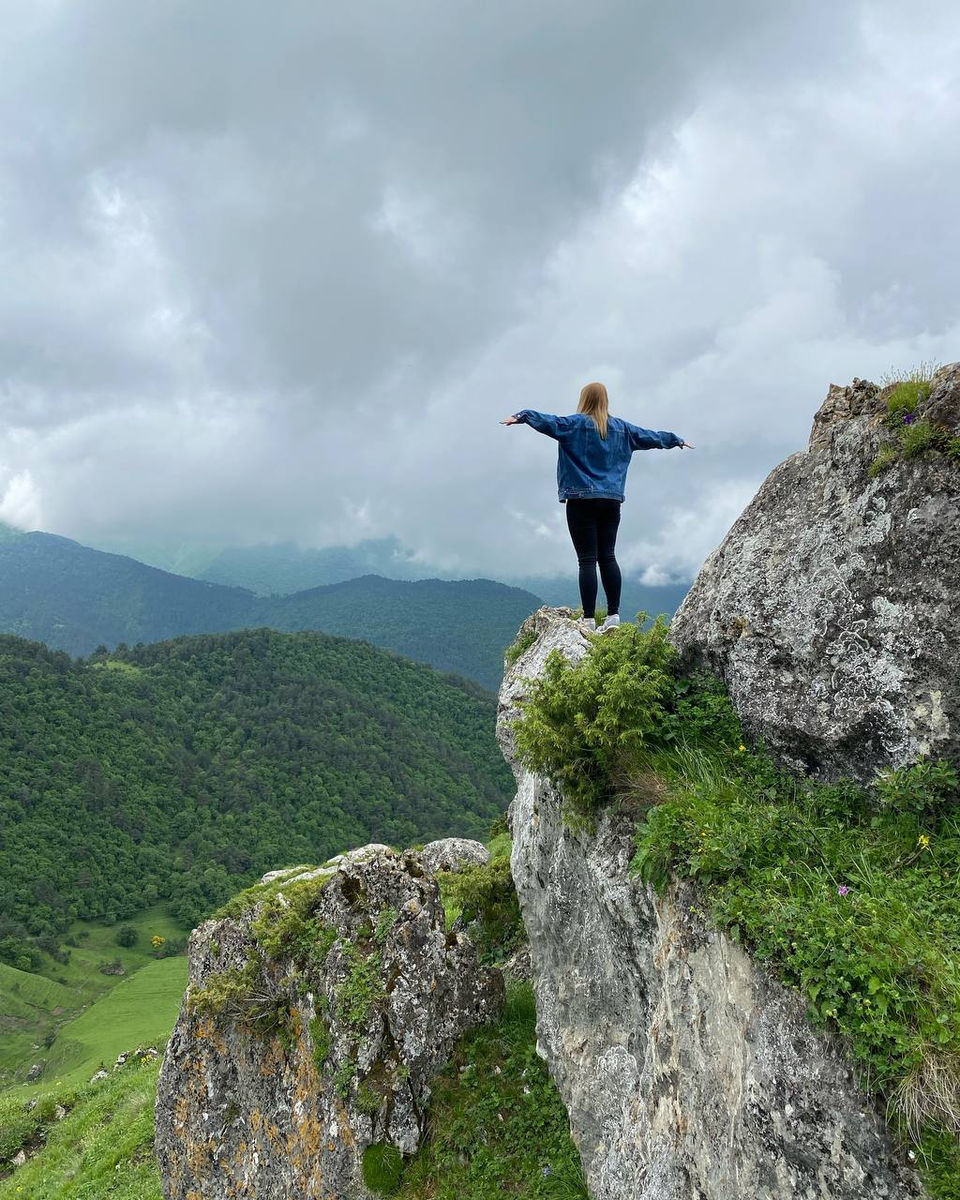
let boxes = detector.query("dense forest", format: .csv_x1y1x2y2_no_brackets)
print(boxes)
0,528,538,688
0,629,512,971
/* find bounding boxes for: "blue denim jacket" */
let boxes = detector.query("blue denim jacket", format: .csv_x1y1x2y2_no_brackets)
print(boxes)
513,410,684,502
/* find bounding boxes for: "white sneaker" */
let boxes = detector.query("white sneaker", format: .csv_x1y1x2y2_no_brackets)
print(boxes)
598,614,621,633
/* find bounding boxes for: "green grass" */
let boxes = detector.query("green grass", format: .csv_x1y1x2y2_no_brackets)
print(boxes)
0,1056,163,1199
0,906,188,1086
393,979,587,1199
870,361,956,476
1,979,584,1200
2,958,187,1101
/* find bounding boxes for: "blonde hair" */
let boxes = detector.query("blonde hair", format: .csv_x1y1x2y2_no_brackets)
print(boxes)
577,381,609,438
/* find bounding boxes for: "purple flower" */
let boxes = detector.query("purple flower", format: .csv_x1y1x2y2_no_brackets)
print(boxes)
902,411,916,425
837,885,850,896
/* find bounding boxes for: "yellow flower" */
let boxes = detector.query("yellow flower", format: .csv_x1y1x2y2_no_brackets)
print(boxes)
738,744,746,752
917,834,930,849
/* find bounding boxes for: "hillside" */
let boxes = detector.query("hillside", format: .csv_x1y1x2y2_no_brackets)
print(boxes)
0,530,540,688
0,628,513,971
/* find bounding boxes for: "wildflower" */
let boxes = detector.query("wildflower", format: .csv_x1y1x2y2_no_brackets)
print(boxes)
917,833,930,848
738,744,746,752
902,412,916,425
837,885,850,897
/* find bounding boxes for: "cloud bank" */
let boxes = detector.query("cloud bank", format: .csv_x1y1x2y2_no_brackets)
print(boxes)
1,0,958,579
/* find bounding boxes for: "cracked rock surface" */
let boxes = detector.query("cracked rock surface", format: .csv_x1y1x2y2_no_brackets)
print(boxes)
498,608,926,1200
670,364,960,781
155,845,503,1199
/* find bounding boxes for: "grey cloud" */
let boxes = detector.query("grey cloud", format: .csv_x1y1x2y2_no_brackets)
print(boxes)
1,1,958,580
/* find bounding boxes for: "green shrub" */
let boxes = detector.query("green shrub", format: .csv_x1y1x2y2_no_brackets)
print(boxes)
115,924,138,948
512,616,678,821
362,1142,404,1194
874,759,959,818
336,945,385,1042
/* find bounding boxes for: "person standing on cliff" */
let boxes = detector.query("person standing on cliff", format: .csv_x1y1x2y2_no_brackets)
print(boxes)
502,382,692,632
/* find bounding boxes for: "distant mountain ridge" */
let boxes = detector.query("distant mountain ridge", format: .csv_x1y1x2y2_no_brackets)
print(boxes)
0,530,539,689
84,531,692,618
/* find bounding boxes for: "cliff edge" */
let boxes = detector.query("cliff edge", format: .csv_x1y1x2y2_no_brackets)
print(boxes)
498,608,926,1200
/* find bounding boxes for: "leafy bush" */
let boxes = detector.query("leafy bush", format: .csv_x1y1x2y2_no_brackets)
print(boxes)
512,616,678,821
115,925,138,948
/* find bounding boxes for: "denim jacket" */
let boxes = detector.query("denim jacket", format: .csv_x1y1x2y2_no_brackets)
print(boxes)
513,410,684,502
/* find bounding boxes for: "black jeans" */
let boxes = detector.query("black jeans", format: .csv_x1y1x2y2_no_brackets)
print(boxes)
565,498,622,619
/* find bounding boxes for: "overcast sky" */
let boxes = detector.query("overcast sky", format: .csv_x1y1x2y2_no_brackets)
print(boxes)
1,1,958,582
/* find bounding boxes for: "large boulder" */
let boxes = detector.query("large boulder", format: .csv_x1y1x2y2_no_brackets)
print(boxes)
419,837,490,874
155,844,504,1200
497,609,925,1200
670,365,960,781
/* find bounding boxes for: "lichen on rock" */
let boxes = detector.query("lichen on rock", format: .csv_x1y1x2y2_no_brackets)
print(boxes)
155,843,504,1199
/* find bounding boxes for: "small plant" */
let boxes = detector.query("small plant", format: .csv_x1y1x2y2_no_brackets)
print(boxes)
869,444,898,476
874,759,958,818
309,1013,331,1071
373,906,398,947
356,1080,383,1116
901,420,948,458
334,1057,356,1100
362,1142,404,1194
505,627,538,667
115,924,138,948
336,945,385,1042
440,853,523,963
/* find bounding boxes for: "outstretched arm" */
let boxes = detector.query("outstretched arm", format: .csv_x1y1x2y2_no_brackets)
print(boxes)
500,410,577,440
625,421,691,451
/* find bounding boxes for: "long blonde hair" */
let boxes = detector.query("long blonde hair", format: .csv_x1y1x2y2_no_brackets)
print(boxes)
577,381,609,438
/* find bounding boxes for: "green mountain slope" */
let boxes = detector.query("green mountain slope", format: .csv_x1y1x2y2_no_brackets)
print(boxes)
0,532,540,688
262,574,539,688
0,628,513,969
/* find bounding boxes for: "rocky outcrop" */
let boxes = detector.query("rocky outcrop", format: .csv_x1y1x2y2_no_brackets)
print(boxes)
670,365,960,781
155,844,503,1200
498,609,926,1200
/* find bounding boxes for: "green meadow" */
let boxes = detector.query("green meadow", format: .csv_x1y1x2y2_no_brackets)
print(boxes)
0,905,188,1087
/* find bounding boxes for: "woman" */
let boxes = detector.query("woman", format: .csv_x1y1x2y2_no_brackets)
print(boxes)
502,382,692,631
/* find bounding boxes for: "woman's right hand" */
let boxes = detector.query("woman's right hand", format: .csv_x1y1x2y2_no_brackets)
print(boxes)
501,415,519,425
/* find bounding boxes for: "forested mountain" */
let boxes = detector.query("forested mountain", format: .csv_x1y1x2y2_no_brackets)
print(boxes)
0,628,512,971
0,531,538,688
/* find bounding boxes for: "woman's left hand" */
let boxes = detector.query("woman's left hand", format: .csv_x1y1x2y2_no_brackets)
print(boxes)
501,415,519,425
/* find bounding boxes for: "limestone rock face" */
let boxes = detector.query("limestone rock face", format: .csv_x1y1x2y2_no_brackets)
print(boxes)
155,844,504,1200
419,837,490,874
498,608,925,1200
670,365,960,781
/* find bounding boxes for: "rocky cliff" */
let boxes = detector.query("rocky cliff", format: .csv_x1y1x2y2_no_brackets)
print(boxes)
498,607,926,1200
155,842,502,1200
670,364,960,781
